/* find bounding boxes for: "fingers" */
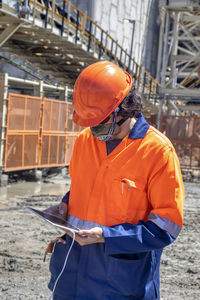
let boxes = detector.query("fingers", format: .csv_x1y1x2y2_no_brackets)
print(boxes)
79,227,103,238
60,227,104,246
63,230,90,246
78,230,90,236
74,235,91,246
75,227,104,246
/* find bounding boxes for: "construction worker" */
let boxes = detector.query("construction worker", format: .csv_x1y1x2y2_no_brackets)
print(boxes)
48,61,185,300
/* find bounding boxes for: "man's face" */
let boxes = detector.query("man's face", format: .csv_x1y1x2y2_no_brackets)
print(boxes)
90,113,122,141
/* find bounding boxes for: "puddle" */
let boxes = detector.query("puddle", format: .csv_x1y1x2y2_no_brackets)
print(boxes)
0,180,69,208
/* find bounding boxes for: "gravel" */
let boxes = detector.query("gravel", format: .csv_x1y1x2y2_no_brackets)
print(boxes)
0,181,199,300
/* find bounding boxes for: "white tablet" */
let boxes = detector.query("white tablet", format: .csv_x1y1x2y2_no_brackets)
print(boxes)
27,206,80,233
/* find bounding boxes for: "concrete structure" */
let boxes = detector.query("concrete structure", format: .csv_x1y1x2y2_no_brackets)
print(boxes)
71,0,159,75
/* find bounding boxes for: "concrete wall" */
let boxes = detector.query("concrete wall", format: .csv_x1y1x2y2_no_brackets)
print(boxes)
142,0,160,77
72,0,159,75
69,0,95,18
92,0,152,66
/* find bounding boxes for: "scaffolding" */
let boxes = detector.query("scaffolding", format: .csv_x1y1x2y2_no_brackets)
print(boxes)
157,0,200,119
0,0,160,96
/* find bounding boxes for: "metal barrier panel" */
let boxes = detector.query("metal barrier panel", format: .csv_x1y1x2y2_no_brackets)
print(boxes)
66,135,77,165
161,115,200,170
173,142,200,170
8,95,26,130
6,135,23,169
50,135,59,164
26,96,41,130
161,115,200,143
42,98,67,132
4,94,41,171
40,98,67,167
65,103,80,165
40,135,49,165
58,135,67,164
24,135,39,167
4,94,81,172
67,103,74,131
40,98,80,168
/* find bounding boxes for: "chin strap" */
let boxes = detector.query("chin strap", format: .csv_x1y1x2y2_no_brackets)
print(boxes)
97,107,119,142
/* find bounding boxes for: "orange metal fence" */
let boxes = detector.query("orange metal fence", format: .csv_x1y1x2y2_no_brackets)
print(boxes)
4,95,200,172
4,93,81,172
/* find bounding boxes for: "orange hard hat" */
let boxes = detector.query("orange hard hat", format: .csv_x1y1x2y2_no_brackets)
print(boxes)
73,61,132,127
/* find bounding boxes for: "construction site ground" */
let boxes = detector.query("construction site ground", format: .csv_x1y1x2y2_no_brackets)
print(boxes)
0,174,199,300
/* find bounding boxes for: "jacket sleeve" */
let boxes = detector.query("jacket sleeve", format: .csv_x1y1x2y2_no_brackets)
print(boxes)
103,147,184,255
103,221,175,255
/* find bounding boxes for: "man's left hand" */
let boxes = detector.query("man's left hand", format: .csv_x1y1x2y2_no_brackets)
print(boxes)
66,227,104,246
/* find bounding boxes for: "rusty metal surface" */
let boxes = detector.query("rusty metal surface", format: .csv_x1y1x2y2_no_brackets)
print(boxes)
4,94,81,172
173,142,200,170
161,116,200,142
161,115,200,170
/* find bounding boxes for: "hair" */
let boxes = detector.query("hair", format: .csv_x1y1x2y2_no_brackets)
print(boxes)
118,86,142,119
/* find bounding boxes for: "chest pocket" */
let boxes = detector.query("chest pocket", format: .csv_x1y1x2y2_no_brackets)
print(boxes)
108,177,148,225
121,177,146,194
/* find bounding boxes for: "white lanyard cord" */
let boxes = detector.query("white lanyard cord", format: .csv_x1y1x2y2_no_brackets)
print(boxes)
49,231,76,300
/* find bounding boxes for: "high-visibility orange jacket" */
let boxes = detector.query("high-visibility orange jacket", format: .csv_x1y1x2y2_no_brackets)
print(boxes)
49,113,185,300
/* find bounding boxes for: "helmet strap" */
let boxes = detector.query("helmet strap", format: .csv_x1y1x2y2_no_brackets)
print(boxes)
97,108,119,142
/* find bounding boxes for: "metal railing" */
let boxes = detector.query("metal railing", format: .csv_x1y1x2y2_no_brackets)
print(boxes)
27,0,160,100
0,0,160,101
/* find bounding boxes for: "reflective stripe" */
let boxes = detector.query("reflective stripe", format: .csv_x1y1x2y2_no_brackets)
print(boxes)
148,212,182,238
67,214,103,230
68,213,181,239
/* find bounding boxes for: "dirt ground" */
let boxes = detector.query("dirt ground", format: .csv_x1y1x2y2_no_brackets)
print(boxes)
0,177,199,300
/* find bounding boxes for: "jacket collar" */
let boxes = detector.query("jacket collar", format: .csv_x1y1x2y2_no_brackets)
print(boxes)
128,112,150,139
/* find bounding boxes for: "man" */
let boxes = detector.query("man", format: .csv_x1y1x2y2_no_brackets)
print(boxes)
48,61,184,300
